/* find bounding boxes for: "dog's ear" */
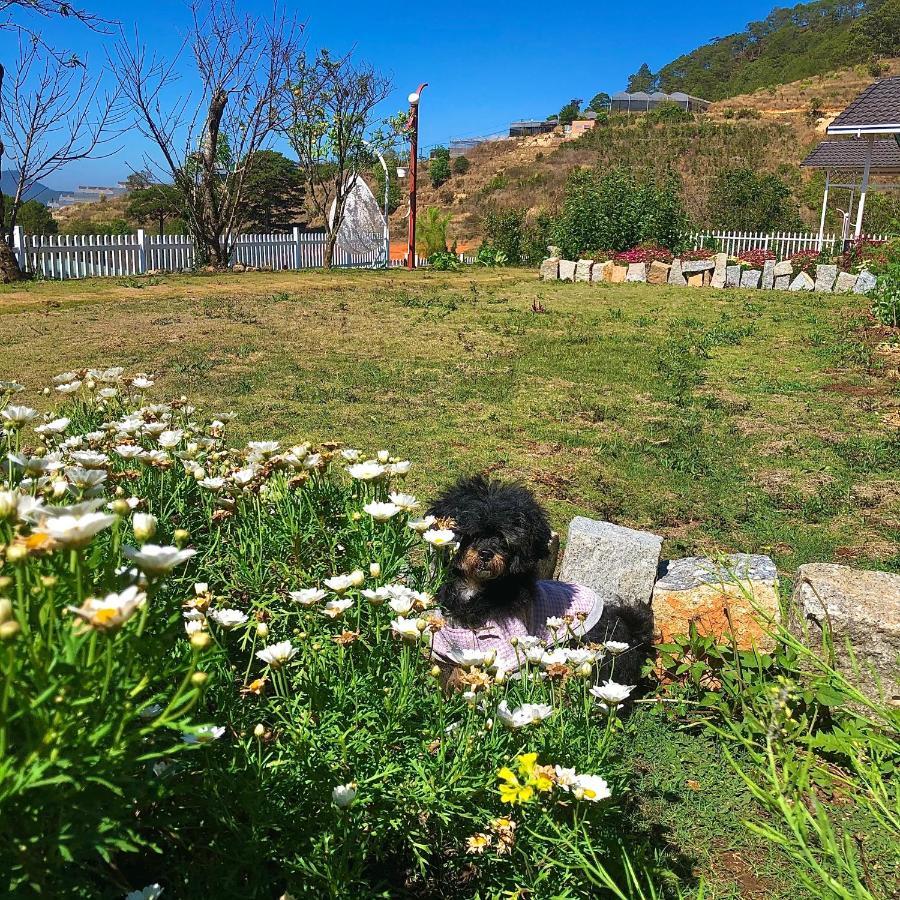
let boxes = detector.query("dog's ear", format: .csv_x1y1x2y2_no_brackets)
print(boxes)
427,474,490,522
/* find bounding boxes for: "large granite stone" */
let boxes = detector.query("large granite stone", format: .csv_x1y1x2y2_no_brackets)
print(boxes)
647,260,671,285
626,263,647,283
815,264,838,293
559,517,663,608
761,259,775,290
740,269,761,289
687,273,704,287
540,258,559,281
591,261,612,283
853,269,877,294
609,264,628,284
774,275,790,290
725,265,741,288
575,259,593,282
711,253,727,289
773,260,793,278
789,271,815,292
790,564,900,703
682,259,715,274
834,272,858,294
559,260,577,282
668,259,687,286
653,554,780,651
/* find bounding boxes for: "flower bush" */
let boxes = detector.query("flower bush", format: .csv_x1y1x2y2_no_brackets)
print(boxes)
736,248,776,269
0,371,649,897
789,249,824,276
680,248,716,262
613,245,674,265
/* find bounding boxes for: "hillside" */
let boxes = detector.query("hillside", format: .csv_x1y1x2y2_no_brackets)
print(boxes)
399,58,900,244
638,0,898,101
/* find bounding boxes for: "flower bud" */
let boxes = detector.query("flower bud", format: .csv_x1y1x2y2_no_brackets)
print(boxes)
256,622,269,638
110,498,131,518
0,598,12,623
5,544,29,564
253,723,265,737
369,562,381,578
132,512,158,543
0,620,21,640
429,665,441,678
191,671,208,686
351,511,361,521
40,575,57,588
416,618,427,632
190,631,211,651
349,570,365,588
484,718,494,732
193,467,207,482
0,576,11,591
51,480,68,498
173,528,190,547
577,662,593,678
376,450,390,463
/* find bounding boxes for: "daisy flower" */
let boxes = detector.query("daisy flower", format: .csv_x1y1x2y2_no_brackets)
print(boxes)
346,460,385,481
208,609,248,629
590,680,635,707
572,774,611,802
323,598,354,619
390,616,423,641
123,544,196,576
388,492,419,511
332,782,357,808
496,700,553,730
182,725,225,744
422,528,456,548
289,588,326,607
43,511,117,548
407,515,436,534
363,501,400,522
256,640,298,668
604,640,630,655
68,586,146,630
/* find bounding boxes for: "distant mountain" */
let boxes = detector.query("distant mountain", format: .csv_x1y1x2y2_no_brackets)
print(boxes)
0,170,64,204
628,0,899,101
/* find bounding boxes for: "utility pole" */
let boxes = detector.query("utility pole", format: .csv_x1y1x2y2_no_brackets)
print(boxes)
406,83,427,269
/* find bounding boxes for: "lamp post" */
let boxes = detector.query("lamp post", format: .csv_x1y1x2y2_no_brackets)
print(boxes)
406,83,427,269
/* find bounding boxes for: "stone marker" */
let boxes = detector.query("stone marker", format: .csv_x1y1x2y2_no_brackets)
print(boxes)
558,260,577,282
647,260,671,285
682,259,715,275
773,260,793,278
789,271,815,291
834,271,858,294
559,517,662,608
687,273,704,287
540,258,559,281
626,263,647,283
762,259,775,290
740,269,761,289
609,264,628,284
575,259,593,282
668,259,687,286
853,269,877,294
590,260,610,283
653,554,780,651
711,253,727,289
790,564,900,703
774,275,790,290
725,265,741,288
814,264,838,293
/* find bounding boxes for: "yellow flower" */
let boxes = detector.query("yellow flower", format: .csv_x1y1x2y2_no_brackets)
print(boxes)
465,833,492,855
497,766,534,805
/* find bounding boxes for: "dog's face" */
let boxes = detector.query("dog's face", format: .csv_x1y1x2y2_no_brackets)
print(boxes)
429,475,551,587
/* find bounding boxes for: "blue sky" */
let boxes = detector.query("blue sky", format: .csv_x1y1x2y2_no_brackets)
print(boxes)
1,0,779,189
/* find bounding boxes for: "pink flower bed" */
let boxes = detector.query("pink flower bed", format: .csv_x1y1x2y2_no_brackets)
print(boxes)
737,249,776,268
613,245,674,265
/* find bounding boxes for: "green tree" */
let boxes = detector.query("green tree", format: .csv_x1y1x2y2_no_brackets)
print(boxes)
851,0,900,56
429,147,451,188
708,167,801,232
1,196,56,234
451,156,470,176
627,63,656,93
416,206,452,257
126,184,185,236
589,92,611,113
558,98,583,126
239,150,305,231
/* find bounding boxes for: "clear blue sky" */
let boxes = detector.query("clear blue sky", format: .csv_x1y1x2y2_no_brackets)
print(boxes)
0,0,779,189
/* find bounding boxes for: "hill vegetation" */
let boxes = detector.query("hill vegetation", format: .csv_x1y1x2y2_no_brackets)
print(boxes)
629,0,899,101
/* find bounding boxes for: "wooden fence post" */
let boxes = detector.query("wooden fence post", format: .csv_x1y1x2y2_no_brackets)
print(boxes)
11,225,25,273
292,226,301,271
136,229,148,274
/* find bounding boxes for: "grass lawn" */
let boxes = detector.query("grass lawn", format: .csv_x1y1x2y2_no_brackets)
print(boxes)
1,268,897,578
1,268,897,898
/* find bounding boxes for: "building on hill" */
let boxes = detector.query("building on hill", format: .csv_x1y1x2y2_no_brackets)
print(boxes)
508,119,558,138
49,183,128,210
610,91,709,113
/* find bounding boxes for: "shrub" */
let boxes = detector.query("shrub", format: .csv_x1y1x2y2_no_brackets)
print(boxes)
789,249,821,276
871,265,900,326
681,248,716,261
645,101,692,124
428,249,462,270
481,207,551,266
451,155,470,176
613,245,673,264
737,248,776,268
474,245,507,267
708,168,801,232
429,151,451,189
416,206,452,257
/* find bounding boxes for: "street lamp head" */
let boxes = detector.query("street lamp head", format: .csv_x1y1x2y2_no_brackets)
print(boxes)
408,92,420,106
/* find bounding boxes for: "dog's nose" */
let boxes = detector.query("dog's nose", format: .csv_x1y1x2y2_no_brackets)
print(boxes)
478,549,493,562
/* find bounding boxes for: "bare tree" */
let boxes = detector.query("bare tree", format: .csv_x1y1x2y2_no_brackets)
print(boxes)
0,0,114,281
0,39,117,280
281,49,391,268
111,0,299,268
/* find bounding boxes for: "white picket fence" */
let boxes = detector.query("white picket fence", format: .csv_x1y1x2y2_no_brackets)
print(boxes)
691,230,893,259
6,225,454,280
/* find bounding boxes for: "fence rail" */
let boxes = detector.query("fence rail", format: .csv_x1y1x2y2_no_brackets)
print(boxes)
6,226,464,281
691,230,894,258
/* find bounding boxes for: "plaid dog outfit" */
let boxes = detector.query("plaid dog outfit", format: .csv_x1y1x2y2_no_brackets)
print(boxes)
430,580,604,672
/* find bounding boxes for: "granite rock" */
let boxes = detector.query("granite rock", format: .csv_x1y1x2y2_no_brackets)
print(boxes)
814,264,838,293
790,564,900,703
834,271,858,294
558,260,577,282
540,258,559,281
536,532,561,581
789,271,815,291
626,263,647,283
668,259,687,286
575,259,593,282
762,259,775,290
774,275,790,290
773,260,793,278
682,259,716,274
853,269,877,294
591,260,612,283
725,265,741,288
687,273,704,287
740,269,761,289
647,260,671,285
559,517,663,608
711,253,727,289
609,264,628,284
653,554,780,651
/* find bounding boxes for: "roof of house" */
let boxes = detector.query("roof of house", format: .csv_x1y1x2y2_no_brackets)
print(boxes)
827,77,900,135
801,139,900,171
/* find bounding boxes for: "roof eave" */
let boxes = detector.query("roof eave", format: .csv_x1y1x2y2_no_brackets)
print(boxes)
826,124,900,136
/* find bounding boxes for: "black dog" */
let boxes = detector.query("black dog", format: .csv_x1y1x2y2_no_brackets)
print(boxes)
428,474,654,687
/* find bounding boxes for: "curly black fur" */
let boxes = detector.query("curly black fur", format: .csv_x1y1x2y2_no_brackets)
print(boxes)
429,474,655,686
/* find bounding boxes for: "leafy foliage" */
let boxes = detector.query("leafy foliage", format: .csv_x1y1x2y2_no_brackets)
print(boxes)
126,184,186,236
481,207,552,266
239,150,305,232
871,264,900,326
415,206,452,257
0,196,56,235
429,147,451,189
708,167,802,232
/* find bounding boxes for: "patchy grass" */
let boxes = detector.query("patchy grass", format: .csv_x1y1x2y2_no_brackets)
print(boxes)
1,268,897,579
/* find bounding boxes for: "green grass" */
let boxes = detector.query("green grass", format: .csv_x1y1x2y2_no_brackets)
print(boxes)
2,269,896,580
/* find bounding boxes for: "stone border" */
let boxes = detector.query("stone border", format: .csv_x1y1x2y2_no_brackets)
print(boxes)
540,254,877,295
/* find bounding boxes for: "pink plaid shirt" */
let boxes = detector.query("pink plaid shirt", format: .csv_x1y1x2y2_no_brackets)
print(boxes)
430,580,604,672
